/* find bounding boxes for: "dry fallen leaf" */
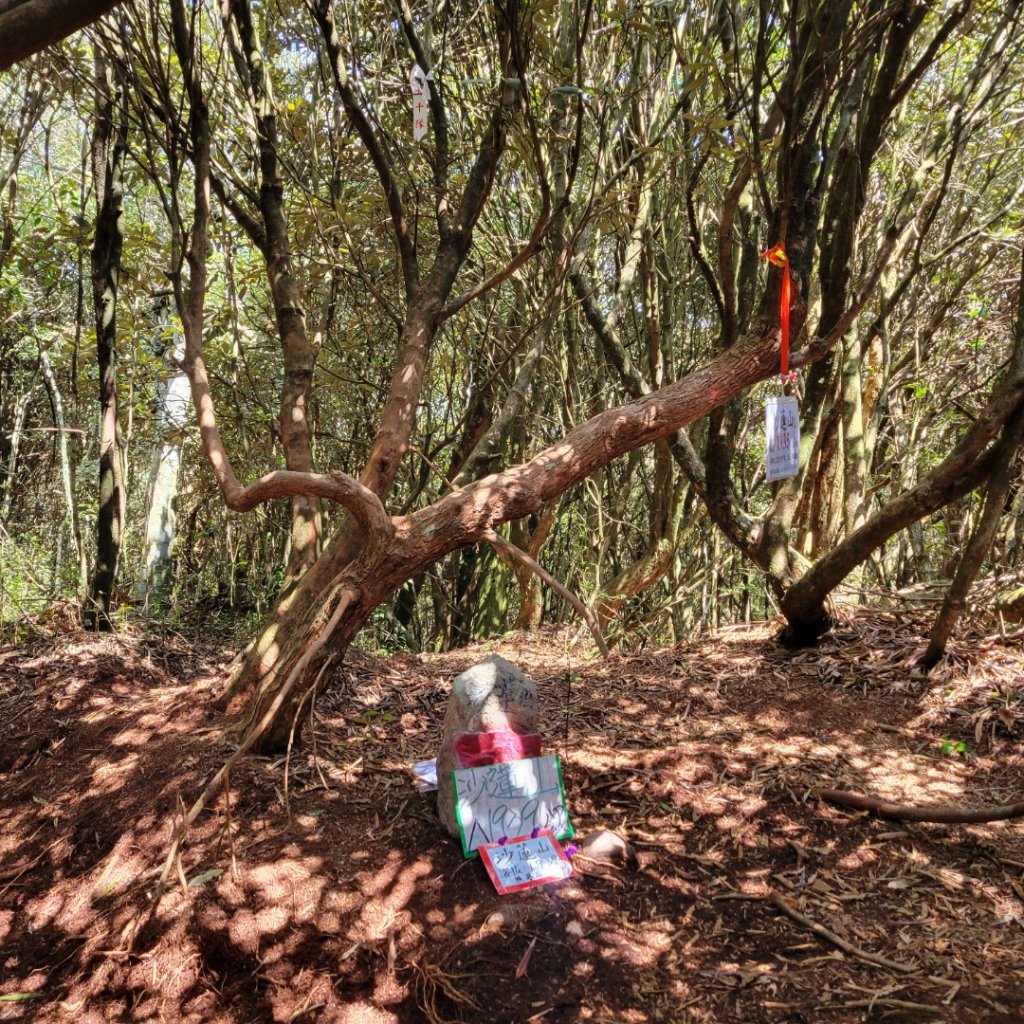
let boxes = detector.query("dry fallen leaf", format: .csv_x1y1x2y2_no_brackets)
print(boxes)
516,937,538,979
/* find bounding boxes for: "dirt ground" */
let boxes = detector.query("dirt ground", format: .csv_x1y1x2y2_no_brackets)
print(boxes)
1,610,1023,1023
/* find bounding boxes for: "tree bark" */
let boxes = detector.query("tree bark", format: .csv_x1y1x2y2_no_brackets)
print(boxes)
0,0,123,71
88,41,128,630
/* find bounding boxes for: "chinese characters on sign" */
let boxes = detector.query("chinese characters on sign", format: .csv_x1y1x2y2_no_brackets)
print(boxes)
410,64,430,142
452,754,574,857
478,830,573,894
765,394,800,481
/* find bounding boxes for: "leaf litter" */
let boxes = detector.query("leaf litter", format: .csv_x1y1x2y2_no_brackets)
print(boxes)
0,610,1021,1021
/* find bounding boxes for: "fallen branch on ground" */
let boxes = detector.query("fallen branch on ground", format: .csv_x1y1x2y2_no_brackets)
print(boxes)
769,892,915,974
815,788,1024,823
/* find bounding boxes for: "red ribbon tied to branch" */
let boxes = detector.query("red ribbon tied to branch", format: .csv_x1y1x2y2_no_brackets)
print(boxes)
761,244,791,378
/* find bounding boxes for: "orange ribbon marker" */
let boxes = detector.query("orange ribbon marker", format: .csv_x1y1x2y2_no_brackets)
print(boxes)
761,244,792,379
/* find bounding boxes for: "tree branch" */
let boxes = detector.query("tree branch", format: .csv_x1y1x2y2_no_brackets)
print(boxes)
437,192,553,323
311,0,418,301
482,528,609,657
815,789,1024,824
0,0,123,71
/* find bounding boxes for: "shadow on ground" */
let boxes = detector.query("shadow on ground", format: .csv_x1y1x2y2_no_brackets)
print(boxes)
0,612,1022,1022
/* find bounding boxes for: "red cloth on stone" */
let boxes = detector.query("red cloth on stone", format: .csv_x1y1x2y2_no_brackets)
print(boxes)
453,730,542,768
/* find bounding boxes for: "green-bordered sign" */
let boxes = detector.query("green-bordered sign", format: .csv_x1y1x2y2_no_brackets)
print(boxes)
452,754,573,858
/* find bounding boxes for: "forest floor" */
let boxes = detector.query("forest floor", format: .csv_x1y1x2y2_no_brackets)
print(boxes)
1,610,1024,1023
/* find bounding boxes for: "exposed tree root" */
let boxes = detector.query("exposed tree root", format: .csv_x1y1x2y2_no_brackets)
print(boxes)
121,586,359,949
815,788,1024,823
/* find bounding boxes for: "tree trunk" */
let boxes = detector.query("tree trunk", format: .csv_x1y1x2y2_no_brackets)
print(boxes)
840,334,869,533
921,413,1024,667
137,302,190,608
224,0,321,585
781,381,1024,644
509,503,557,631
88,43,128,630
39,348,88,601
0,388,33,522
596,441,682,629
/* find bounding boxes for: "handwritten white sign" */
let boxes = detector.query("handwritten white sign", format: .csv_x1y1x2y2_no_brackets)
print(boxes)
452,754,573,858
410,64,430,142
766,394,800,481
479,830,573,894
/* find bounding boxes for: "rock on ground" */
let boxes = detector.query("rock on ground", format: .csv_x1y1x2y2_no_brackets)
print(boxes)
435,654,539,837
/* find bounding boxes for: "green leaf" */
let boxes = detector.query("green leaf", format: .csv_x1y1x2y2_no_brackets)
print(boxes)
0,994,44,1002
187,867,224,888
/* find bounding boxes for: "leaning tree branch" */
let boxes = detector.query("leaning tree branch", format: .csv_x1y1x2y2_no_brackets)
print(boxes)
224,471,389,536
0,0,124,71
780,383,1024,642
483,528,610,657
815,788,1024,824
389,309,828,583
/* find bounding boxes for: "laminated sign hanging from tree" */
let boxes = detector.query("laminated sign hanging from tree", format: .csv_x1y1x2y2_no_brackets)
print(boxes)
761,242,800,481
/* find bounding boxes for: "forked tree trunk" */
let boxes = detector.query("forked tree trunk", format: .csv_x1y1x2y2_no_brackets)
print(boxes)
229,313,788,752
780,384,1024,645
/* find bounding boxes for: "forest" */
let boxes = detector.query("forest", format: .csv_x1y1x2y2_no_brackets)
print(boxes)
2,0,1024,1021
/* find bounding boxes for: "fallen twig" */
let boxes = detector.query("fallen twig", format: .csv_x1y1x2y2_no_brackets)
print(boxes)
817,998,942,1012
769,892,915,974
815,788,1024,823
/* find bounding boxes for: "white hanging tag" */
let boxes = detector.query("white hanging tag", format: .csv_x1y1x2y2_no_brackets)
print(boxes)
765,394,800,482
410,64,430,142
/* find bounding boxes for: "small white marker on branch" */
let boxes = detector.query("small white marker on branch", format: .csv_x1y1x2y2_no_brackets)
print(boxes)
410,64,430,141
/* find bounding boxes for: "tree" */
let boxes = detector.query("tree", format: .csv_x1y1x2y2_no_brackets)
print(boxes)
4,0,1023,753
87,30,129,629
159,0,922,750
0,0,124,72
